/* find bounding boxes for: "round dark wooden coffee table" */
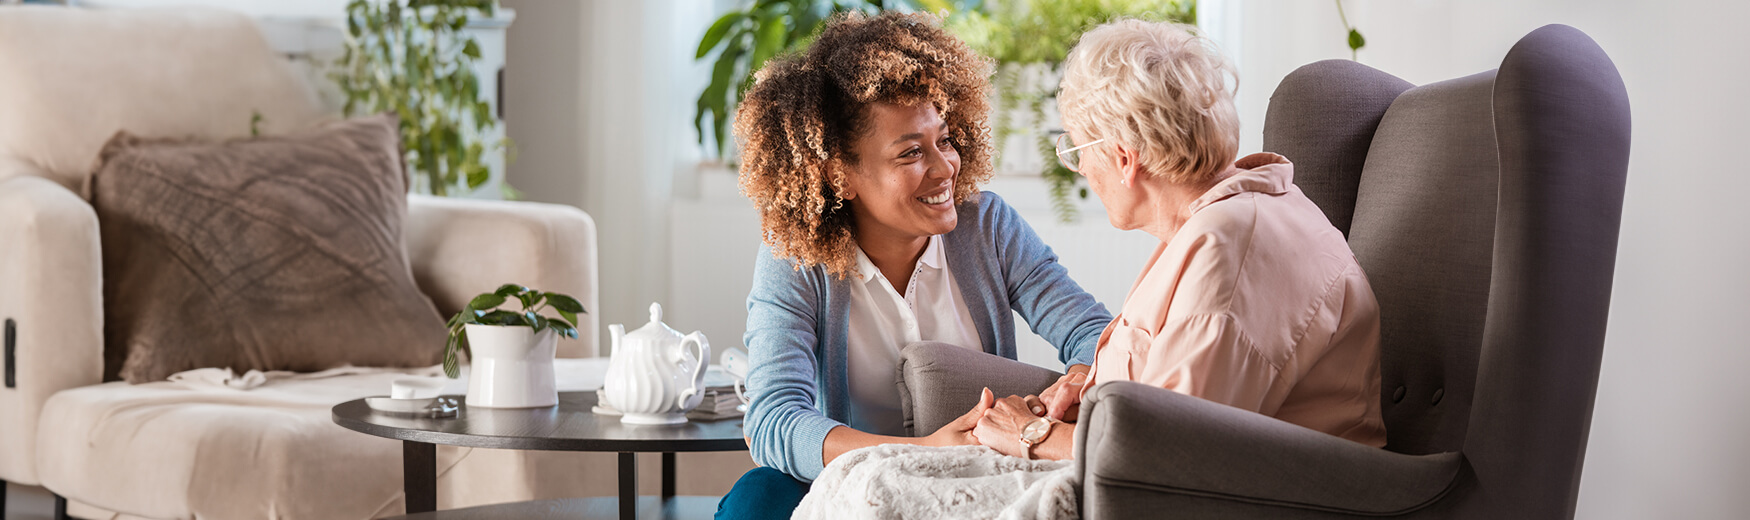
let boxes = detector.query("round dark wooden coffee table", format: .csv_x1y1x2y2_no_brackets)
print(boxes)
333,391,746,520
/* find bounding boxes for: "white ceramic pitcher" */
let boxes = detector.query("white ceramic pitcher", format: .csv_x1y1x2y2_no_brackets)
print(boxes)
601,303,710,424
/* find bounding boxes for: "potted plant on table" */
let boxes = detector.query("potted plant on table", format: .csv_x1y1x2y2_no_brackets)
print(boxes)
443,284,586,408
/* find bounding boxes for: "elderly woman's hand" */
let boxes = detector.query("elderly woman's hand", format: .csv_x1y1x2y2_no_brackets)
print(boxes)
1038,365,1090,422
973,394,1047,458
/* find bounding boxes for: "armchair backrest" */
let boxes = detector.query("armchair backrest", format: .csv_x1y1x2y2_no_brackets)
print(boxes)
1265,24,1628,517
1267,60,1500,458
1352,69,1504,457
0,6,327,197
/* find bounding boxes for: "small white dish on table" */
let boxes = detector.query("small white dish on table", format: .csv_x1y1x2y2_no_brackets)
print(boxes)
367,377,458,415
366,396,438,414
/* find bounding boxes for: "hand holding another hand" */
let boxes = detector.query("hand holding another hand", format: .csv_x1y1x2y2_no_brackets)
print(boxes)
972,393,1047,458
1038,367,1090,422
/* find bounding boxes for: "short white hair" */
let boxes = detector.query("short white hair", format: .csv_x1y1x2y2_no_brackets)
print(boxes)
1058,19,1239,185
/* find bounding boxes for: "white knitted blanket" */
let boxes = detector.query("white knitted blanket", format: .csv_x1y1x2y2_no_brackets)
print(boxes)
794,444,1078,520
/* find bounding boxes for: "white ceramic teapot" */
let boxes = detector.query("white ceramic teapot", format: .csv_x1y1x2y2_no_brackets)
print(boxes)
601,303,710,424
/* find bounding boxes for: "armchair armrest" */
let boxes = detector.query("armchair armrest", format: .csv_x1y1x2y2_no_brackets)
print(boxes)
0,168,104,485
897,341,1062,436
1075,381,1462,518
404,195,600,357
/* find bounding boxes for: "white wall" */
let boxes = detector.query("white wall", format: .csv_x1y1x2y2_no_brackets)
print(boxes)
1234,1,1750,518
501,0,715,352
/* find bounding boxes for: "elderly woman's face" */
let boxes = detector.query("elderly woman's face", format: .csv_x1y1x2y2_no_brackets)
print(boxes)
1066,125,1145,231
841,102,961,243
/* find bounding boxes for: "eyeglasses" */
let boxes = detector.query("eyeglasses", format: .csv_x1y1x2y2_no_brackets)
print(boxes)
1054,133,1105,172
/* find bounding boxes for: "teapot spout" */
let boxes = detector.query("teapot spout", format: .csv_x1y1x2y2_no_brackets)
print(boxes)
609,324,625,352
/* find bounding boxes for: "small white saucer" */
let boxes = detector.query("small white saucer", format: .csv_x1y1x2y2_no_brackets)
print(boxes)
392,377,449,399
367,396,437,414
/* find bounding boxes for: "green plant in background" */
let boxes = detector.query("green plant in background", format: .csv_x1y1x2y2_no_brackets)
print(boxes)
1335,0,1365,60
952,0,1195,223
442,284,587,378
695,0,946,160
334,0,510,197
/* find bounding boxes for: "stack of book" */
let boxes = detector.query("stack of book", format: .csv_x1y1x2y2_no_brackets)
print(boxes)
686,384,745,421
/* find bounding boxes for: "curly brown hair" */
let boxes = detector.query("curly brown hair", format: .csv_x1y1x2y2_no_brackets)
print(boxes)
734,11,994,279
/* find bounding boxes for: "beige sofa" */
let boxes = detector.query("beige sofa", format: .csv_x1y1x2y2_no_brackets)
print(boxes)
0,6,760,520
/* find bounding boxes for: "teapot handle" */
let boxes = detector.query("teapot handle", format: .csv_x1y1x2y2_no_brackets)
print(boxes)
675,332,711,409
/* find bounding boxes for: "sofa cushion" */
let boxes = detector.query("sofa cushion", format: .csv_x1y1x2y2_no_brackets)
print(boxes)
35,372,417,519
90,114,446,383
34,359,761,519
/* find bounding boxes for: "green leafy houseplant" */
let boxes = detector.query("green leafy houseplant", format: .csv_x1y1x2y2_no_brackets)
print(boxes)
333,0,511,197
694,0,963,160
442,284,587,378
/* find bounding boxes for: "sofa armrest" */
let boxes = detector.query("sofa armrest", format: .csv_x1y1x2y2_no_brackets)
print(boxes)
897,341,1062,436
404,195,600,358
0,170,105,485
1075,381,1462,518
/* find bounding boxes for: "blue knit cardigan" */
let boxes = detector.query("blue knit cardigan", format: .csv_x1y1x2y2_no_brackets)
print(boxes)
742,192,1113,481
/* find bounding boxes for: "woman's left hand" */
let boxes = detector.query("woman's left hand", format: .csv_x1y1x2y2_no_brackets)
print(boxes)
973,394,1043,458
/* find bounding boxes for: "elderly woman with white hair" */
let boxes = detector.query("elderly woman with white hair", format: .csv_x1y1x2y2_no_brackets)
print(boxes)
969,19,1389,461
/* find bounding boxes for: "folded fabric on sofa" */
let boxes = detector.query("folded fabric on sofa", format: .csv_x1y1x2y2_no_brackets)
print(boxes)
167,364,445,391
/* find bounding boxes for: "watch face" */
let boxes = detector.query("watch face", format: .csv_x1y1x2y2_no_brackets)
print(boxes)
1023,418,1052,443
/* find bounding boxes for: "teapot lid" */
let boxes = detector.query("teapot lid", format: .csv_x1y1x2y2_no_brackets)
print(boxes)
623,303,681,343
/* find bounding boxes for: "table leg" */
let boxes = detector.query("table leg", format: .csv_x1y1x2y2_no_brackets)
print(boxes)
403,441,437,514
661,452,676,498
618,452,636,520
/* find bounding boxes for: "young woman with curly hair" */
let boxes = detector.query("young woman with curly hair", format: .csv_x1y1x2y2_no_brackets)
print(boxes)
716,11,1112,519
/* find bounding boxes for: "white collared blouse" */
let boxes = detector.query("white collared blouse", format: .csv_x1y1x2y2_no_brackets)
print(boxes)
843,234,983,435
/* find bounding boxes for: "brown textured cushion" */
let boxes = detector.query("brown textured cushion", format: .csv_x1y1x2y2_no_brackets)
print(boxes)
90,114,446,383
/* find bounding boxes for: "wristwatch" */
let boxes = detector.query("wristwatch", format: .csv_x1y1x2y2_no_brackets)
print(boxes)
1019,417,1055,460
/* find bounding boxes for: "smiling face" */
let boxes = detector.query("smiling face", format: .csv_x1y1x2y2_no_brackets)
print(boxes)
840,102,961,247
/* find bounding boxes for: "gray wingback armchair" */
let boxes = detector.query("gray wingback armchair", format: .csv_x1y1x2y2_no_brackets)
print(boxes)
897,24,1629,519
